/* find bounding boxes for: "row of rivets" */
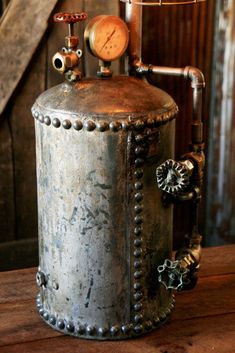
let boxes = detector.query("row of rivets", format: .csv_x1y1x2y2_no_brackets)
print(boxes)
31,106,178,133
132,131,146,335
36,293,175,337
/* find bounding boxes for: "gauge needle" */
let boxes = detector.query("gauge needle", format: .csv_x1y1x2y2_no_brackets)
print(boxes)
100,28,116,52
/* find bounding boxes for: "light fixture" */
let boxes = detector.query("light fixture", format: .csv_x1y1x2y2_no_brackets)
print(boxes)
120,0,205,5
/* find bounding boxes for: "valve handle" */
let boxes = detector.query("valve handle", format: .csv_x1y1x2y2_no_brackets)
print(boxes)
157,259,189,291
54,12,88,24
156,159,193,196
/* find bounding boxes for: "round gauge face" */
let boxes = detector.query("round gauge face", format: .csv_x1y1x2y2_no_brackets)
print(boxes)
85,15,129,62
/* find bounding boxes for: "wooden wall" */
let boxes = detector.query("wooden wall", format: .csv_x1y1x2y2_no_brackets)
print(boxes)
142,1,215,246
0,0,219,270
206,0,235,245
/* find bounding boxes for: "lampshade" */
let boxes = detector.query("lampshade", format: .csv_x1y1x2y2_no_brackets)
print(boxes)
120,0,205,5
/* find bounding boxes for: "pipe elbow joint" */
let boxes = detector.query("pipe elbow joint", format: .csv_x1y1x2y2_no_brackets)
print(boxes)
184,66,206,89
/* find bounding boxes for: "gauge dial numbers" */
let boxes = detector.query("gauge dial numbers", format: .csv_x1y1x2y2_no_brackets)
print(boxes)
85,15,129,62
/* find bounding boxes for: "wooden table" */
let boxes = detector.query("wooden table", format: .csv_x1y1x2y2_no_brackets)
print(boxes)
0,245,235,353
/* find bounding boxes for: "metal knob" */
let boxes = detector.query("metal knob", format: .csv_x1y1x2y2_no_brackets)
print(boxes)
157,259,189,291
156,159,194,195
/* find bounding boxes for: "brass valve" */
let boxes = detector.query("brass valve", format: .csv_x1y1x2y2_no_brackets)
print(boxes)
52,12,87,82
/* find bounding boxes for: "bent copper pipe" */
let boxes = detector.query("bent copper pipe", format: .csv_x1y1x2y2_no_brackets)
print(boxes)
135,63,205,146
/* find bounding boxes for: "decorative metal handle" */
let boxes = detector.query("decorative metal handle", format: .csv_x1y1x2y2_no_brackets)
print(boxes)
54,12,87,24
156,159,194,196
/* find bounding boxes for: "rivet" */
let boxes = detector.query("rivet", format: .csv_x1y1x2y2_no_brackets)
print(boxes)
135,158,144,167
147,118,155,127
135,134,145,143
86,326,96,335
97,121,109,132
44,116,51,126
153,317,160,326
134,168,144,179
52,281,59,290
63,119,72,130
73,120,83,131
49,316,56,325
77,325,85,335
109,121,121,132
57,319,65,330
134,314,144,323
134,216,143,225
36,296,41,304
53,118,61,128
33,111,39,119
134,205,143,214
134,226,142,236
134,291,143,301
134,271,142,279
110,325,120,336
39,308,44,316
84,120,96,131
134,120,145,130
36,303,42,309
135,146,146,156
36,271,46,287
121,325,131,334
134,238,143,247
134,324,143,334
135,182,143,190
38,114,44,123
133,302,142,311
134,260,142,269
159,312,167,321
135,193,143,202
66,322,75,332
134,248,143,258
121,121,130,131
98,327,109,336
165,307,172,316
145,321,153,330
43,312,49,321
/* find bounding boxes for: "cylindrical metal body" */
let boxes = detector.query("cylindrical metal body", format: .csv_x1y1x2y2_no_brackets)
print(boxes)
32,76,178,340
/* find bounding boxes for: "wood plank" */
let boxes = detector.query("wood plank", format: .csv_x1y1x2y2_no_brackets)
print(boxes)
0,271,234,346
0,238,38,272
201,245,235,276
0,115,15,242
0,268,36,304
0,0,59,115
0,301,61,347
9,41,47,242
0,313,234,353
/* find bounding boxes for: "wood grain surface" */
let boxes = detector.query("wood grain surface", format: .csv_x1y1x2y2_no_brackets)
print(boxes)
0,0,58,115
0,245,234,353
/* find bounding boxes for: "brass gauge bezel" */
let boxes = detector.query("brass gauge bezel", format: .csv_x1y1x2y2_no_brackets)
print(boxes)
85,15,129,62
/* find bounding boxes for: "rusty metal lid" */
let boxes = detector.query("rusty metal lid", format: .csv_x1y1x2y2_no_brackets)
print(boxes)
32,76,178,131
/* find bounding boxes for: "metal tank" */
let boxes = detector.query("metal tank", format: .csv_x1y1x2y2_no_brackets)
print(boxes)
32,2,206,341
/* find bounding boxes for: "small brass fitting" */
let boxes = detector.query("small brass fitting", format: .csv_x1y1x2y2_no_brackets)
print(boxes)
65,36,79,49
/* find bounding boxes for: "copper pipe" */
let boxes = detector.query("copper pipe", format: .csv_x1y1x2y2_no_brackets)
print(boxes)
125,0,143,66
135,63,205,145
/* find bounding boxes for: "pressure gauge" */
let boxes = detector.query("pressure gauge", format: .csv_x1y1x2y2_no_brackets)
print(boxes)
85,15,129,62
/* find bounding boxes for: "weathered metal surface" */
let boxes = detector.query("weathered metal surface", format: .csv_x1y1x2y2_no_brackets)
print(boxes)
32,75,177,339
